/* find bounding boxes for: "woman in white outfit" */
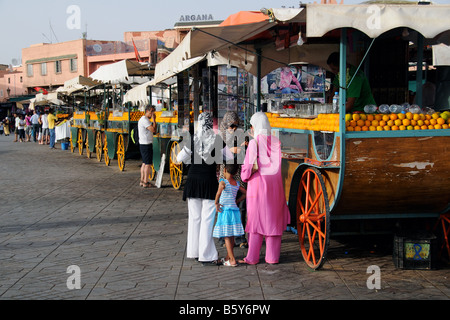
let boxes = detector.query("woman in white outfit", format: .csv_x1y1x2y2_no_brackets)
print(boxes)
178,112,222,266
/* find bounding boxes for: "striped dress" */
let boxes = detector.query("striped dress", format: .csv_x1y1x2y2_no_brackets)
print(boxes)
213,179,245,238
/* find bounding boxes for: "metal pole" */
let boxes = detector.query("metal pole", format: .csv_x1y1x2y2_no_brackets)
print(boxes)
416,33,424,107
257,48,262,112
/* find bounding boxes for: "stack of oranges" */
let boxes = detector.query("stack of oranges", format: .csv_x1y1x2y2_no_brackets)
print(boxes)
345,112,450,132
267,113,340,132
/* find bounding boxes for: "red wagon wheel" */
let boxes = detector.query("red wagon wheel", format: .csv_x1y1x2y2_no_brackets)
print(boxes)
296,167,330,270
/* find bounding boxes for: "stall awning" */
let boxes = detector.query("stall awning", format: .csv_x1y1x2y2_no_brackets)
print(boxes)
57,75,102,94
154,19,279,83
306,4,450,39
123,79,172,107
90,59,153,84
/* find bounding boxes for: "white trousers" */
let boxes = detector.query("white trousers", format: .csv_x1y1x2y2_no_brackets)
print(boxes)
187,198,218,262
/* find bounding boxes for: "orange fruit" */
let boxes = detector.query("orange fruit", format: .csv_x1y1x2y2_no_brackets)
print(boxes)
391,125,399,130
354,126,362,131
407,125,414,130
421,125,428,130
350,120,357,127
367,114,374,121
376,126,383,131
379,120,386,127
402,119,411,126
390,113,398,121
352,114,360,121
375,114,382,121
372,120,379,127
394,119,402,126
406,112,413,120
369,126,376,131
432,113,440,120
417,120,424,126
398,113,406,120
413,114,420,121
411,119,417,126
387,120,394,127
382,115,390,122
357,119,365,127
430,119,437,125
443,124,449,129
383,125,390,131
437,118,445,125
424,119,430,125
414,126,420,130
428,125,434,130
434,124,442,130
365,120,371,127
399,125,406,130
362,126,369,131
347,126,354,131
425,114,432,120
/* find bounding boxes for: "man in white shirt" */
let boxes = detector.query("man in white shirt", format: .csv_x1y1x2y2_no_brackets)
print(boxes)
13,113,20,142
138,106,157,188
40,110,49,145
30,110,40,142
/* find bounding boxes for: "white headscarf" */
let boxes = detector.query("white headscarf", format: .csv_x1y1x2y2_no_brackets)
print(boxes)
194,112,216,163
250,112,272,140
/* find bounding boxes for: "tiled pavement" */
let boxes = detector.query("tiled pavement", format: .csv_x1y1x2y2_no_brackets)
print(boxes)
0,135,449,303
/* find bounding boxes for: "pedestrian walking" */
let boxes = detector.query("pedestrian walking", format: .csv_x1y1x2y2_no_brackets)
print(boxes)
47,109,58,149
0,121,4,136
13,113,20,142
213,163,246,267
138,105,157,188
3,117,10,136
25,113,32,142
30,110,40,142
238,112,290,265
40,110,49,145
177,112,222,266
18,115,26,143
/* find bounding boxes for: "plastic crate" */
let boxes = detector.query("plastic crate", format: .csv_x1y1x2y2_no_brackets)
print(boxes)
393,231,437,270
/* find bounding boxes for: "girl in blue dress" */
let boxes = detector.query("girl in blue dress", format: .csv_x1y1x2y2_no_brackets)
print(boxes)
213,164,246,267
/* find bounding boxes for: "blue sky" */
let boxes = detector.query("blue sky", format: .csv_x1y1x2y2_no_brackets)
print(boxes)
1,0,449,65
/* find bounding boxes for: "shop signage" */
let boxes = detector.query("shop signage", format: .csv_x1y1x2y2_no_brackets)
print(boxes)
179,14,214,22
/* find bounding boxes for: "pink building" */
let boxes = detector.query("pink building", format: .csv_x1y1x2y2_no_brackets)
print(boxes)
0,66,26,103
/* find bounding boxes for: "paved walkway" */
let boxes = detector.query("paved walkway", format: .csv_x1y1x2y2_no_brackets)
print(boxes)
0,135,449,303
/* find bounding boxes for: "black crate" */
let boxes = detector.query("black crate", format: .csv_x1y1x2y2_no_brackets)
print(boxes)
393,231,437,270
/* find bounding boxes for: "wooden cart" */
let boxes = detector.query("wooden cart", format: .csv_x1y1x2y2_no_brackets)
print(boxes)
157,4,450,269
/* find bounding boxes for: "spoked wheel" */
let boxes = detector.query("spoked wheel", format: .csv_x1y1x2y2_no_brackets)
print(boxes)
95,131,103,162
117,134,125,172
70,130,75,153
86,136,91,159
77,129,84,156
103,135,110,167
148,164,156,181
297,167,330,270
169,141,183,190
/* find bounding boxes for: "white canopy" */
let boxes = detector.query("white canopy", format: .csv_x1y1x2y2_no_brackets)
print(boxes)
306,4,450,39
90,59,152,85
153,19,278,83
57,75,102,95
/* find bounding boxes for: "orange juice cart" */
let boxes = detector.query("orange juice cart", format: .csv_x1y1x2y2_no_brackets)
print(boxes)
174,4,450,269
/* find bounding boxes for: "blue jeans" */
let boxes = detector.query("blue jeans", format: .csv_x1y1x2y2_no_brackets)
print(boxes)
49,128,56,148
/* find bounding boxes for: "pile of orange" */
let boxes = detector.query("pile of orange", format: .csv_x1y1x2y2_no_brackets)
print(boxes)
267,113,340,132
346,112,450,132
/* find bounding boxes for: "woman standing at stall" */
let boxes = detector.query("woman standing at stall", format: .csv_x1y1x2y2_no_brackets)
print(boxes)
239,112,290,265
218,111,248,248
179,112,221,266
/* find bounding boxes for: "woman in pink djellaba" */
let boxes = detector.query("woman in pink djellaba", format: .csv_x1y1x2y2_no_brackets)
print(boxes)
239,112,290,265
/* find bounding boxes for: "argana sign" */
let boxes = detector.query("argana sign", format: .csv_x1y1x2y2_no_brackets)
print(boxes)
179,14,214,22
